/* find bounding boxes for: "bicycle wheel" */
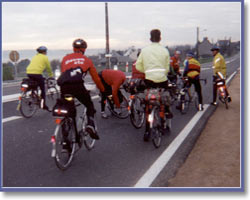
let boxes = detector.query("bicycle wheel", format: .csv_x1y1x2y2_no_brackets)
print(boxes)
53,118,76,170
180,91,190,114
77,110,96,150
47,86,59,111
130,96,145,129
20,90,39,118
150,109,162,148
107,94,129,119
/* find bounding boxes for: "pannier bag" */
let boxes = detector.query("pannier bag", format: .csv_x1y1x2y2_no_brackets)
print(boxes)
21,78,38,90
57,67,86,86
52,98,76,118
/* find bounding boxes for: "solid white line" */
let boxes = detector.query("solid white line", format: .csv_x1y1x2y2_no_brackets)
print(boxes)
134,104,209,188
2,116,22,123
226,70,237,85
2,94,20,103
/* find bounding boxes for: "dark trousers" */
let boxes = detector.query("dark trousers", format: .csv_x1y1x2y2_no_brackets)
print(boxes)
186,77,203,104
28,74,46,103
60,82,96,118
213,76,229,102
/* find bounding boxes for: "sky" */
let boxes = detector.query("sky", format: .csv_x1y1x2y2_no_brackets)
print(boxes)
2,1,241,51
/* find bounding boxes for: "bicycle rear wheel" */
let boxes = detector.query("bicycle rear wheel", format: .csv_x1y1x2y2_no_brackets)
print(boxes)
20,90,39,118
130,97,145,129
150,109,162,148
180,92,190,114
53,118,76,170
47,86,59,111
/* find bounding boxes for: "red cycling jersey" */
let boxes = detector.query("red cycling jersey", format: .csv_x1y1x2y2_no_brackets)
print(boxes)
131,61,145,80
61,52,104,92
101,69,126,108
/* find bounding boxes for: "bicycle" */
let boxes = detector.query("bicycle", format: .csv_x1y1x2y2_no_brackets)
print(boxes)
215,72,230,109
123,79,145,129
51,94,96,170
176,77,206,114
17,77,59,118
105,89,129,119
144,88,171,148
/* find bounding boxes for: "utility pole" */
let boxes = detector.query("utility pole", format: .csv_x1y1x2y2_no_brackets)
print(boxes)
196,27,199,60
105,2,110,69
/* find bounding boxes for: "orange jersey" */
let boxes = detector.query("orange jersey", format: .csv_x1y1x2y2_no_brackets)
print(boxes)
170,56,180,73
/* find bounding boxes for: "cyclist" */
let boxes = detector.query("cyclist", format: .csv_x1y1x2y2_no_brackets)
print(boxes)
59,38,105,141
168,50,181,84
210,45,231,105
181,52,203,111
26,46,53,110
98,69,126,119
135,29,172,140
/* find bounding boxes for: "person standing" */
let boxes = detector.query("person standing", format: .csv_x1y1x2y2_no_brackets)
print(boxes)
182,52,203,111
210,46,231,105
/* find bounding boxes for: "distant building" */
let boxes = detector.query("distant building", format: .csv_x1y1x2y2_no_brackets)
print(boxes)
198,37,213,58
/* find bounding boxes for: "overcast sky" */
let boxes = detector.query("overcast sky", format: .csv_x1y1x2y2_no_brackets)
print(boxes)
2,1,241,51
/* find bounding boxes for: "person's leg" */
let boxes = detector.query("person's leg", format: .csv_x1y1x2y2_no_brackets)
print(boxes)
28,74,47,109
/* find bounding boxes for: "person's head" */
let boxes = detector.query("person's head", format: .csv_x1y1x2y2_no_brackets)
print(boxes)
73,38,87,54
186,52,195,59
210,45,220,56
174,50,181,59
150,29,161,43
36,46,47,54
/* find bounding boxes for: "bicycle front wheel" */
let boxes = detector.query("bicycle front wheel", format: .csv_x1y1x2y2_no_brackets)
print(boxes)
130,97,145,129
53,118,76,170
107,95,129,119
20,91,39,118
47,86,59,111
77,111,96,150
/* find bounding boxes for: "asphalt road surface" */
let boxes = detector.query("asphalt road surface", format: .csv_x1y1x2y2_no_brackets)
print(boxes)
1,53,240,189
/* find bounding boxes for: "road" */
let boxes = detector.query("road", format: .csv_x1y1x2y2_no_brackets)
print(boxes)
1,53,240,190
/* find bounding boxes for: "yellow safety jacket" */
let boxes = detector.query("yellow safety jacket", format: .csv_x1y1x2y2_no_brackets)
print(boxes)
213,52,226,77
26,53,53,77
186,58,200,79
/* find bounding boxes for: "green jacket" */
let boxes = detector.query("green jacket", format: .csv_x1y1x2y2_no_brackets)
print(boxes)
213,52,226,78
26,53,53,77
135,43,170,83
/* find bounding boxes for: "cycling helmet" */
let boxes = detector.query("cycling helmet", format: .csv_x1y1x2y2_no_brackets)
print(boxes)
36,46,47,53
186,52,194,57
73,38,87,49
211,45,220,51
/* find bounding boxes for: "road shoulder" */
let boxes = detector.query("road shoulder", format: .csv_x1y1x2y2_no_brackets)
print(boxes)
167,71,241,187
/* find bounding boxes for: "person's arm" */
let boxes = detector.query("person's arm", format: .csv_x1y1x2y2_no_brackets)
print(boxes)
45,56,53,77
112,82,121,108
135,53,144,73
214,56,221,75
88,60,105,92
183,60,189,77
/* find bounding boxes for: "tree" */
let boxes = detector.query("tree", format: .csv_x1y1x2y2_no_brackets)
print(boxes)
3,63,14,81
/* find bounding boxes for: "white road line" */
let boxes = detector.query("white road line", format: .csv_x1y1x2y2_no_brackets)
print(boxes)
226,70,237,85
2,116,22,123
134,104,209,187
